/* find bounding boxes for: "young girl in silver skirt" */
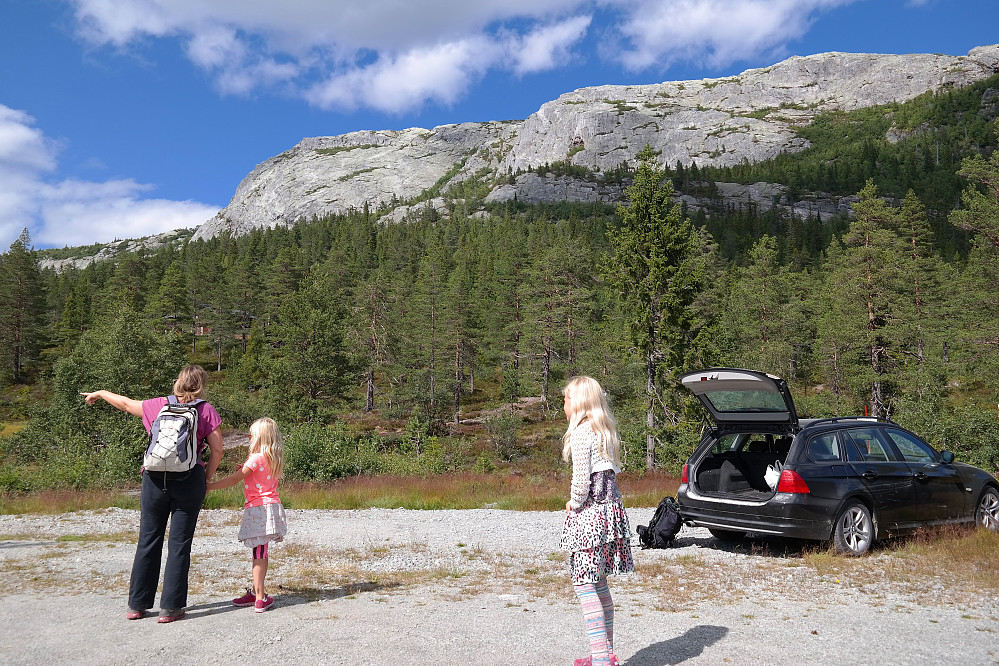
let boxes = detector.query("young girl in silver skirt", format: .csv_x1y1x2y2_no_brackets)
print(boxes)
559,376,634,666
208,417,287,613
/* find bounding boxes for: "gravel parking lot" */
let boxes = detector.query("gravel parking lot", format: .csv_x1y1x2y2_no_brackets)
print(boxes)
1,507,997,665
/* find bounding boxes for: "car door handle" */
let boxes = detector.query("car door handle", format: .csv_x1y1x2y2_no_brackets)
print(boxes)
913,472,928,481
862,471,878,481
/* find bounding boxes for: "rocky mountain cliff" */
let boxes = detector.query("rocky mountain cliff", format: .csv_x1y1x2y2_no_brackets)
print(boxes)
188,44,999,242
38,45,999,270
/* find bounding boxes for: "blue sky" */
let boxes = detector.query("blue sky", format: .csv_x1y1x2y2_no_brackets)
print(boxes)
1,0,997,250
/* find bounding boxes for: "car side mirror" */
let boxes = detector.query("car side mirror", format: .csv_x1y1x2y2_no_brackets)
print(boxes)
939,450,954,464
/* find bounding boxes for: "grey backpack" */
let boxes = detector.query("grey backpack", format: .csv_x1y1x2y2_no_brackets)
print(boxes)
143,396,203,472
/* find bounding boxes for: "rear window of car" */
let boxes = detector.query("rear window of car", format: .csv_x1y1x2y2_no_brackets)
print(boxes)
711,433,744,453
884,429,936,463
806,433,841,462
844,428,896,462
700,389,788,413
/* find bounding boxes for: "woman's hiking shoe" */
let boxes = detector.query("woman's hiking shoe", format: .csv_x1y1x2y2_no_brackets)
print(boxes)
126,608,146,620
232,589,256,607
157,609,186,623
254,595,273,613
573,658,591,666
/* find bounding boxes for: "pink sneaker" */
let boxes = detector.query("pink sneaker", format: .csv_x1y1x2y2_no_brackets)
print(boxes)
231,588,256,607
254,594,273,613
573,658,592,666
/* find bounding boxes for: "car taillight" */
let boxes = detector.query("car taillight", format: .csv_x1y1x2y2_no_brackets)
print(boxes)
776,469,810,494
681,464,689,484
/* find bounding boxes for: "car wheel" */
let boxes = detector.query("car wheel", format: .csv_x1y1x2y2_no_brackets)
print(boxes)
833,501,873,556
977,487,999,532
708,528,746,541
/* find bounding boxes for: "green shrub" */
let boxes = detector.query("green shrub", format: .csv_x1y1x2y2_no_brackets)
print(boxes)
484,412,522,461
284,421,382,481
0,464,30,494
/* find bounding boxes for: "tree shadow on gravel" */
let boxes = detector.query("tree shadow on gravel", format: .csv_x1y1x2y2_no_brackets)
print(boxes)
186,580,402,617
624,625,728,665
271,580,403,607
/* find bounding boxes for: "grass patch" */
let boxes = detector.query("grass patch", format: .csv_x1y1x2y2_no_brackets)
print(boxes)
315,144,380,157
802,525,999,605
0,489,140,515
2,471,675,514
0,421,27,438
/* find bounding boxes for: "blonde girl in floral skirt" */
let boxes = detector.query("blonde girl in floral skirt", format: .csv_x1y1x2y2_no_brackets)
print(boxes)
208,417,287,613
559,376,634,666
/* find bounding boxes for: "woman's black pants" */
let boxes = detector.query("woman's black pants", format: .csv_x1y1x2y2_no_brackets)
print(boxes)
128,466,206,611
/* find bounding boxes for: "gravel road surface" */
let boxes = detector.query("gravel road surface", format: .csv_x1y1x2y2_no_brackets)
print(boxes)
1,507,996,665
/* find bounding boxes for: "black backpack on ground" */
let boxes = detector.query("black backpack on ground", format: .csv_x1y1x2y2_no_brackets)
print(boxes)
637,496,682,548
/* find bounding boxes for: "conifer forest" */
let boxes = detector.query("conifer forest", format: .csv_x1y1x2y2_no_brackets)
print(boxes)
2,76,999,491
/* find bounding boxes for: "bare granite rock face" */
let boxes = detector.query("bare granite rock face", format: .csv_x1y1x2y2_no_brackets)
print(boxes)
192,122,519,240
179,45,999,242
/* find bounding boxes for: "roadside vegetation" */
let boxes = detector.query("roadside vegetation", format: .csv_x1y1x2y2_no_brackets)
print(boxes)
1,76,998,511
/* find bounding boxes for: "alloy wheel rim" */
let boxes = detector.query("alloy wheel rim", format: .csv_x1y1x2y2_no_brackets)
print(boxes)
980,492,999,530
842,507,871,553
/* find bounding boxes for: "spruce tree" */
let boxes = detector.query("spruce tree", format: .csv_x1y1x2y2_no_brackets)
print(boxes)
0,229,47,383
267,268,353,420
604,146,712,469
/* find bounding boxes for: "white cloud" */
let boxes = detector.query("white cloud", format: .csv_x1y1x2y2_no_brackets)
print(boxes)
307,36,504,113
508,15,593,75
604,0,857,71
64,0,860,112
68,0,594,111
0,104,219,250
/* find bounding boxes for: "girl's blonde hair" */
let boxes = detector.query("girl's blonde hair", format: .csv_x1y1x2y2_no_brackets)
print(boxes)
561,375,621,467
249,417,284,480
173,364,208,403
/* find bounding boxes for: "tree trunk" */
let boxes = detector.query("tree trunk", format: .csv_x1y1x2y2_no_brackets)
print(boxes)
646,350,656,470
870,343,885,419
453,340,462,424
541,336,551,402
365,368,375,412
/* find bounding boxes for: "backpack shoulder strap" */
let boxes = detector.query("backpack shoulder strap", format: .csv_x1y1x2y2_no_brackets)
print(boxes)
167,395,178,405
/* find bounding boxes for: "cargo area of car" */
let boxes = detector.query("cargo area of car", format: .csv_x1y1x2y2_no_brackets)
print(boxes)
693,434,791,499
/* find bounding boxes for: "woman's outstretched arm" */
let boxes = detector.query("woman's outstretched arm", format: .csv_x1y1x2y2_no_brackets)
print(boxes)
80,390,143,417
207,464,251,491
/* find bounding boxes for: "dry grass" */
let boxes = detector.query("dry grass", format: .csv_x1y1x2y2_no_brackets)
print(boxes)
800,525,999,607
0,489,140,514
2,470,676,515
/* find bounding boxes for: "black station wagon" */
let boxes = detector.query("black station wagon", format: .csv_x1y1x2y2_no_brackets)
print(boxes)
676,368,999,555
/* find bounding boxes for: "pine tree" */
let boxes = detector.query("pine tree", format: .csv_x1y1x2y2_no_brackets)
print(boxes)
604,146,712,469
0,229,47,383
407,225,451,420
267,268,354,419
950,153,999,371
443,249,477,423
521,233,592,402
145,259,192,344
351,266,397,413
721,235,803,378
951,152,999,247
820,180,907,417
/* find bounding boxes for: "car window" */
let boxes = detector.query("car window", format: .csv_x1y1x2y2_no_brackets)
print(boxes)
844,428,896,462
700,389,788,413
806,433,840,462
711,433,745,454
884,429,935,463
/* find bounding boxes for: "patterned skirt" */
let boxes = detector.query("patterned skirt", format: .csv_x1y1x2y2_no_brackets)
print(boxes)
237,502,288,548
560,470,635,585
